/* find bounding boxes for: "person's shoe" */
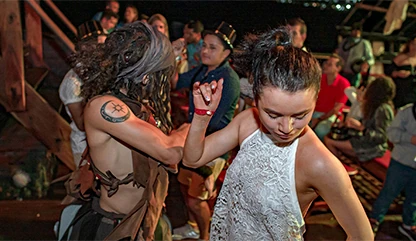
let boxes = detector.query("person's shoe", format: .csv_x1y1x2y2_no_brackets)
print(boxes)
343,163,358,175
172,223,200,240
398,224,416,241
369,218,379,233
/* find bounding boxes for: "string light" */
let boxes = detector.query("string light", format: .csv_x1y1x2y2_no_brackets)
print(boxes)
279,0,361,11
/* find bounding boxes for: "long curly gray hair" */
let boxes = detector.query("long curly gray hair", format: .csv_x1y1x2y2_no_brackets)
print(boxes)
70,21,175,134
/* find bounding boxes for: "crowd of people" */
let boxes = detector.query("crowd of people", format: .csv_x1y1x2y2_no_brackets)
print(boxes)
56,0,416,240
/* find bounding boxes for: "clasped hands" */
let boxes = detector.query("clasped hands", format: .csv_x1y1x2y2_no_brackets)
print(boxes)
193,78,224,115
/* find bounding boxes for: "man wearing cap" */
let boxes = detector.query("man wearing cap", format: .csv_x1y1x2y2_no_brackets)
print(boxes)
171,21,240,241
337,22,375,87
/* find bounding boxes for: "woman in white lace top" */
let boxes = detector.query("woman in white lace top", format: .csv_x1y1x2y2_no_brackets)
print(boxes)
182,27,373,240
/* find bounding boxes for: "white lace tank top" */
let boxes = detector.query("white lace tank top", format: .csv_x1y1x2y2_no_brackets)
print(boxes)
210,129,305,241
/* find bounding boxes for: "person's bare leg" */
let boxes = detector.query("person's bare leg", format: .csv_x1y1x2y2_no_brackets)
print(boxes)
324,137,356,159
179,184,197,229
188,197,211,240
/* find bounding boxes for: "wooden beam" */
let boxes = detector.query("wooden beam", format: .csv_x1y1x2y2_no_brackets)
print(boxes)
24,1,45,68
7,83,76,171
0,0,26,112
43,0,78,36
26,0,75,53
356,2,416,19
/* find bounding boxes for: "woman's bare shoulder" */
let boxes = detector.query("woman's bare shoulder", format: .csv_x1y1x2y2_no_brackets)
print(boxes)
297,128,346,178
233,108,262,144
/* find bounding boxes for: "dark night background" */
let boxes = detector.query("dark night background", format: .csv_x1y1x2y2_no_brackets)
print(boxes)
32,0,415,56
38,0,356,54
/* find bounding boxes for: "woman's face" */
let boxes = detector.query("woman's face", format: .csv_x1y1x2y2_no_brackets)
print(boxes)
152,20,167,37
257,86,316,143
124,7,137,23
201,34,230,68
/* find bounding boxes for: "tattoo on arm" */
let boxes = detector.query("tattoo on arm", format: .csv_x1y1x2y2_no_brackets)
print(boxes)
100,100,131,123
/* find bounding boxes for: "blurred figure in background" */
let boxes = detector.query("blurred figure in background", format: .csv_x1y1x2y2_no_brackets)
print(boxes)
149,13,170,39
117,4,139,27
324,77,395,175
385,36,416,109
286,17,308,51
337,22,375,87
310,54,350,141
99,10,119,34
369,102,416,240
92,0,119,22
183,20,204,70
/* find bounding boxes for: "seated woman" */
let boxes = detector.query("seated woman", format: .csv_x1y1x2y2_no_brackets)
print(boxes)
117,4,139,27
148,13,169,39
324,77,396,175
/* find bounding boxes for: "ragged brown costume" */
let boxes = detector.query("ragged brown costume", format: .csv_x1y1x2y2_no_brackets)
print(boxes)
64,93,176,241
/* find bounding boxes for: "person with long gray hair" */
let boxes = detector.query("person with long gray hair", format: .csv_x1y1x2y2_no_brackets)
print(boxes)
64,21,189,241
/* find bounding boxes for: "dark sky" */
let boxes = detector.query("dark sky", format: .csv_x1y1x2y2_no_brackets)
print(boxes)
47,1,350,53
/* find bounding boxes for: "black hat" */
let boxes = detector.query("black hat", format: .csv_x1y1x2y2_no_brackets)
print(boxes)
204,21,236,50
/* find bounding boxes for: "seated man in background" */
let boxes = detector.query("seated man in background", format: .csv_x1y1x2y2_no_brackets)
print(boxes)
171,21,240,241
310,53,350,141
99,10,119,34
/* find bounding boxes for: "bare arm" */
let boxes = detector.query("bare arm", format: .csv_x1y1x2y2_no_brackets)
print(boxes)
182,79,239,167
84,96,189,165
322,102,344,121
311,102,344,129
67,102,85,131
310,153,373,240
183,111,241,168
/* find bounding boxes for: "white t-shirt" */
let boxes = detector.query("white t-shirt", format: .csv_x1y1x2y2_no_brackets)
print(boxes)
59,69,87,166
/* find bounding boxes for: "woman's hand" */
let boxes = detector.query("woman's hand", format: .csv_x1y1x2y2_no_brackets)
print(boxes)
172,38,186,57
345,117,364,131
393,70,411,78
192,78,224,114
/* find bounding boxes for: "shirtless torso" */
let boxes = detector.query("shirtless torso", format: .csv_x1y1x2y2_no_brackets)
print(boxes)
84,94,188,215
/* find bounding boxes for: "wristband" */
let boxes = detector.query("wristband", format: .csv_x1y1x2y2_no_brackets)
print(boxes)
194,108,215,116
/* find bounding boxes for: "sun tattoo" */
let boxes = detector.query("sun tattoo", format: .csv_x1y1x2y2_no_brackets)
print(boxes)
100,100,131,123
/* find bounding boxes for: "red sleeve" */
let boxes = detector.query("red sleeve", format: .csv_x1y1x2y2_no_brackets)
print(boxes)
335,77,350,105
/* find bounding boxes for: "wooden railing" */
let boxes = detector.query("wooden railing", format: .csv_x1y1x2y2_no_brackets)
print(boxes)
0,0,76,171
43,0,77,36
26,0,75,53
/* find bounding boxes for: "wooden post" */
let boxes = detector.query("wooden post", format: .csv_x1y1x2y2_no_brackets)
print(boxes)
24,1,45,68
0,0,26,112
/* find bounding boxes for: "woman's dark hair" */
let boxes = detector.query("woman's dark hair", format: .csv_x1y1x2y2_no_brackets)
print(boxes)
362,77,396,120
69,21,175,134
234,26,321,100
